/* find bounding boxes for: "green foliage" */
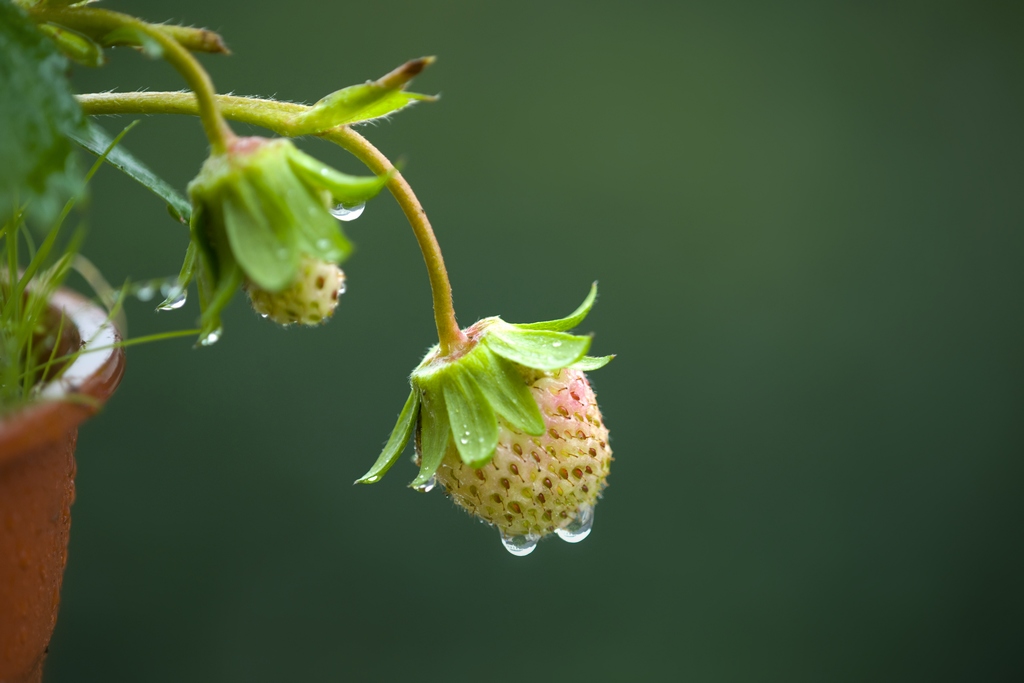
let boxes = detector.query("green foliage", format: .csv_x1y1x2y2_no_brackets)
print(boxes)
0,0,86,225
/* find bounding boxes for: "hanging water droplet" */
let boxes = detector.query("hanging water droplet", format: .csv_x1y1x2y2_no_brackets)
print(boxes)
330,202,365,221
555,505,594,544
199,327,222,346
337,280,347,295
135,283,156,302
157,287,187,311
551,341,562,348
413,476,436,493
500,532,540,557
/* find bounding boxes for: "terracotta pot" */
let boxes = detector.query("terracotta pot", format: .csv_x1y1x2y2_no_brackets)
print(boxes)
0,289,125,683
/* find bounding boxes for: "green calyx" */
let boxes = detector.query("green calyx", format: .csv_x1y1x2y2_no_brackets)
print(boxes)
356,283,614,486
170,136,389,344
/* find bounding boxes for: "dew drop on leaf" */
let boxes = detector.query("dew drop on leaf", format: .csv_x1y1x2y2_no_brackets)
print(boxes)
412,475,436,493
157,287,187,311
199,327,222,346
330,202,365,221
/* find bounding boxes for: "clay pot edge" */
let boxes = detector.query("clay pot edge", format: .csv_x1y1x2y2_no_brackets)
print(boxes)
0,288,126,460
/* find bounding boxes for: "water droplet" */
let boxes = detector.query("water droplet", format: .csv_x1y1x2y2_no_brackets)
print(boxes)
555,505,594,544
500,532,540,557
320,168,329,176
330,202,365,221
135,283,156,302
199,327,222,346
316,238,331,251
157,287,187,311
551,341,562,348
413,476,436,493
459,437,469,445
337,280,347,295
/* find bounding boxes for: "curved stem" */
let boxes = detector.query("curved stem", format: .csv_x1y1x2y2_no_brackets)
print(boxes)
76,92,468,354
30,7,235,154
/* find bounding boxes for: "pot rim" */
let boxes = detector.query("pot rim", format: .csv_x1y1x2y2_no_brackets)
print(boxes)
0,288,125,460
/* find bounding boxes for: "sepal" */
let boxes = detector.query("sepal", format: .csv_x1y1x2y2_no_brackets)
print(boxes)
356,389,420,484
515,282,596,332
572,354,615,371
411,389,449,488
483,325,590,371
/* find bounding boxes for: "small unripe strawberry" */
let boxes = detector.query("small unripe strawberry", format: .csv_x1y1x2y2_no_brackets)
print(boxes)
434,367,611,552
245,256,345,325
357,284,614,556
165,136,388,344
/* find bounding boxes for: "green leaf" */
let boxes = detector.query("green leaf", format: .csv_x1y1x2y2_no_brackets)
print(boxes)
287,149,390,207
443,365,499,467
356,389,420,484
197,258,241,346
516,282,597,332
290,57,437,134
222,181,299,292
157,241,197,310
412,389,451,487
572,354,615,371
476,347,545,435
0,1,85,224
71,120,191,223
483,325,591,371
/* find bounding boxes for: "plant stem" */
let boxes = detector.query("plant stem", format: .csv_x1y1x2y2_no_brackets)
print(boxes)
30,7,235,154
76,92,469,355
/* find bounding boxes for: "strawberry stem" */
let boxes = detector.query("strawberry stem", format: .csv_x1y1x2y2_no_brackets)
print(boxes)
75,91,469,354
29,7,236,155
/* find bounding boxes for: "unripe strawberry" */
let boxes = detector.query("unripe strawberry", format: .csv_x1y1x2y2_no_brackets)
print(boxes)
357,284,614,556
245,256,345,325
433,367,611,554
165,136,388,344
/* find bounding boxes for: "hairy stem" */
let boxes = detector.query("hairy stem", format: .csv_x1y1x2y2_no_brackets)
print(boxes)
76,91,468,354
30,7,235,154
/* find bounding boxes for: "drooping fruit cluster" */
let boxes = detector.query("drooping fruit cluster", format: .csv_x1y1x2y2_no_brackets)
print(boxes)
246,256,345,325
434,367,611,540
358,284,614,555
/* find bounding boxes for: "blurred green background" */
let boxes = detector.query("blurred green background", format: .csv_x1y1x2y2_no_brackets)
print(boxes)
46,0,1022,680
